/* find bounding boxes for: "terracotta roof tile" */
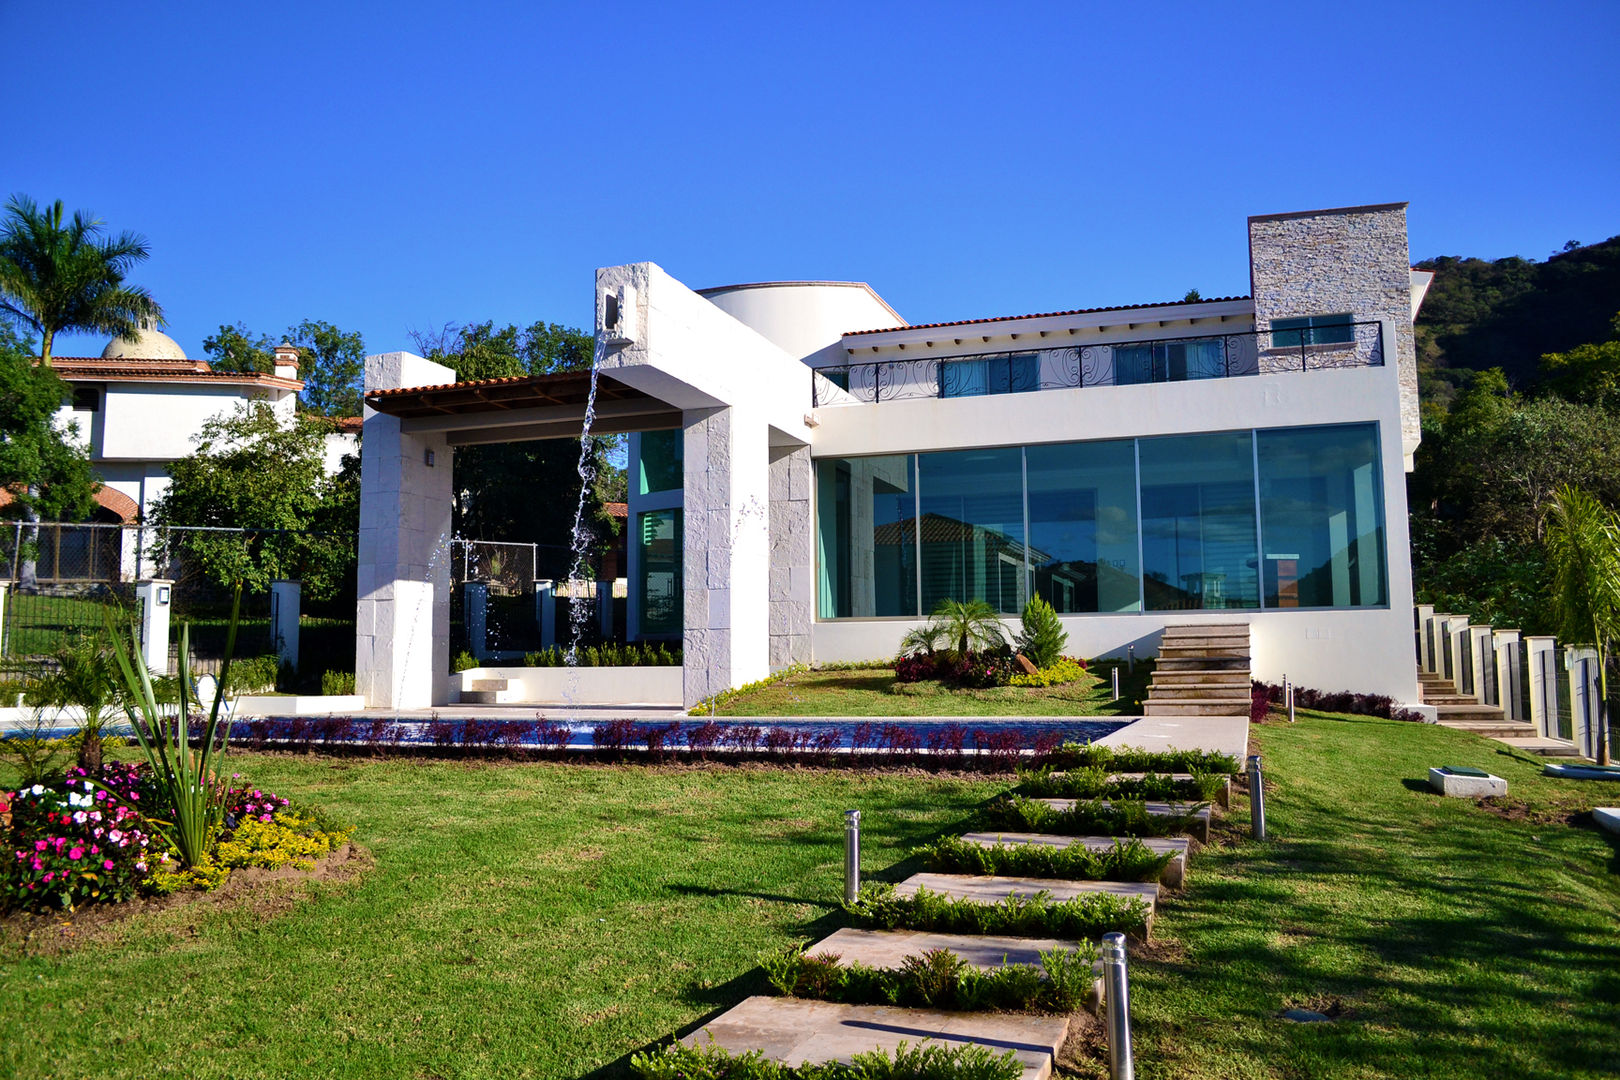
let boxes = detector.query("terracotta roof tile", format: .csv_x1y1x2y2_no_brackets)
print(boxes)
842,296,1251,338
48,356,304,390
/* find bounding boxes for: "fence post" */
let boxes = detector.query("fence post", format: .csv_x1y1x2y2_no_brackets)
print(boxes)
270,580,301,676
536,579,556,649
1100,932,1134,1080
134,580,174,676
844,809,861,904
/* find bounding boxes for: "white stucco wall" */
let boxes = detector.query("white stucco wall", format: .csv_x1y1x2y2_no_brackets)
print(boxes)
97,383,293,460
698,281,905,364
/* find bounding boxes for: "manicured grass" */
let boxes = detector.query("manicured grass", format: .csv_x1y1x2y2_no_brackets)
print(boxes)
713,662,1148,717
0,756,1005,1080
1123,710,1620,1080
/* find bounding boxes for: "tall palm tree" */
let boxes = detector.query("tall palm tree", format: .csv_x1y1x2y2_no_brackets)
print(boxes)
1544,484,1619,765
0,195,163,365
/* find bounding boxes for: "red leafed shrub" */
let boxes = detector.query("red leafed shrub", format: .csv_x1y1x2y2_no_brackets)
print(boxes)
894,654,943,683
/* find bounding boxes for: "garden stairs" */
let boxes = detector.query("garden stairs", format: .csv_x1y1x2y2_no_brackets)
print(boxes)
682,775,1230,1077
1143,623,1251,717
1419,670,1584,757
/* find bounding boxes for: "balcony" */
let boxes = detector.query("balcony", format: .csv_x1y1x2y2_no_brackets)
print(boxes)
811,321,1385,407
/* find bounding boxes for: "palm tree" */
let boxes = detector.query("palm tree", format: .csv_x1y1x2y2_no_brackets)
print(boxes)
0,195,163,365
901,598,1007,659
1544,485,1619,765
28,633,123,773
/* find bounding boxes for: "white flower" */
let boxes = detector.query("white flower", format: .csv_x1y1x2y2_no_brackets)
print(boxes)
29,785,44,796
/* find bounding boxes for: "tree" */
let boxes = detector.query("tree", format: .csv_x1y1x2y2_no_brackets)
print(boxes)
0,195,162,365
202,322,276,373
204,318,366,417
149,403,357,602
902,599,1007,660
28,634,121,772
1543,486,1619,765
1538,313,1620,409
1016,595,1068,669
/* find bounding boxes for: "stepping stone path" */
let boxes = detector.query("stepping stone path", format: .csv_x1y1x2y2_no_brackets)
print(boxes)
680,762,1230,1077
1034,798,1213,842
959,832,1191,889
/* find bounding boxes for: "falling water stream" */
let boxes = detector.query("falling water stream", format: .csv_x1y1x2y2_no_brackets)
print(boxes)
562,335,610,671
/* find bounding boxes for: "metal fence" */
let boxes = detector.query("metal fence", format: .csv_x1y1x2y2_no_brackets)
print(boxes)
812,321,1385,407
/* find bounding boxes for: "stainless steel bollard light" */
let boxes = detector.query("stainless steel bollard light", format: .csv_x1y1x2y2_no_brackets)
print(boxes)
1248,754,1266,840
1100,932,1135,1080
1127,644,1135,673
1112,666,1121,700
843,809,861,904
1286,680,1296,724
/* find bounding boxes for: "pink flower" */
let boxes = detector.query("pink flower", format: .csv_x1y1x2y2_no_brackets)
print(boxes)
260,814,272,822
68,846,84,860
90,845,100,855
109,830,123,843
43,871,54,882
135,861,147,872
103,860,114,870
34,840,46,852
30,858,42,871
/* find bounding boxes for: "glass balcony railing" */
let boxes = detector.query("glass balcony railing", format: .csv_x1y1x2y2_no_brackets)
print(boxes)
811,320,1385,407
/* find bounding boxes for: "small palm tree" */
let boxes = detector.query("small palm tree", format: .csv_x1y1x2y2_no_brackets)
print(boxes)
28,633,122,773
0,195,163,365
901,598,1007,660
1544,485,1619,765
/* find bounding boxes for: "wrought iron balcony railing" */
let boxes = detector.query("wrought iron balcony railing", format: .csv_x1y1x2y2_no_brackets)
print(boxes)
810,320,1384,408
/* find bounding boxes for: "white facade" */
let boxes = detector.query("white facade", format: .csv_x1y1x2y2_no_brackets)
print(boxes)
356,203,1432,709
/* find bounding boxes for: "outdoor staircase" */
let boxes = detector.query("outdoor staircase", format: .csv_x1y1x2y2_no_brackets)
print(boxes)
1419,670,1584,757
1143,623,1251,716
457,677,510,705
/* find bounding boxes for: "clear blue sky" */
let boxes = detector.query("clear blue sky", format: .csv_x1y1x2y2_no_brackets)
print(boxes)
7,0,1617,360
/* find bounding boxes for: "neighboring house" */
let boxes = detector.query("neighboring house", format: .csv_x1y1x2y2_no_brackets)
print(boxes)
3,327,359,581
357,203,1434,709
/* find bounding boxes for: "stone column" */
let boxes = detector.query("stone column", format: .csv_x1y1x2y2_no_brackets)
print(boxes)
1443,615,1469,691
134,580,174,676
1566,646,1600,758
1414,603,1435,672
355,352,456,709
536,580,556,649
681,405,770,707
768,444,813,670
1493,629,1522,723
1525,636,1558,738
270,580,301,675
1467,625,1494,705
464,583,487,660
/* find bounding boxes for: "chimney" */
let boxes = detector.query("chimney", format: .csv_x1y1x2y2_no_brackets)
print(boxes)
273,342,300,380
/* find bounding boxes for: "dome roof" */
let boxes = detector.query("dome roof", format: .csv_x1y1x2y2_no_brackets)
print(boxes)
101,326,187,361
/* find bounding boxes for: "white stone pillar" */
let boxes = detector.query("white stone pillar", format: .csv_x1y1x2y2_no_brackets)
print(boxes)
134,579,174,676
1467,625,1494,705
355,351,456,709
681,405,770,707
536,580,555,649
464,583,488,660
270,580,301,675
1566,646,1600,758
1414,603,1435,672
768,444,813,670
1525,635,1558,738
1441,616,1468,691
1492,629,1522,723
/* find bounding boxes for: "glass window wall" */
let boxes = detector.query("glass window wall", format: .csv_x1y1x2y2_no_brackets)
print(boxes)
1138,432,1260,610
637,509,682,636
918,447,1027,614
636,429,683,495
815,455,916,618
1257,423,1386,608
1025,440,1140,613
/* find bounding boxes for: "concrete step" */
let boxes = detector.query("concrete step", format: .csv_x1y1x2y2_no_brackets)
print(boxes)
1434,704,1507,722
1144,699,1251,719
681,996,1070,1080
1155,655,1251,672
807,927,1096,973
1034,798,1212,841
1151,669,1253,686
1147,683,1250,701
1161,623,1250,638
1159,645,1250,658
893,873,1158,938
1496,736,1588,758
1423,694,1483,705
959,832,1191,888
1439,722,1542,740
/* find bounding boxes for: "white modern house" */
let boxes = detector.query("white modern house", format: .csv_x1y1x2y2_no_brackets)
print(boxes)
357,203,1433,710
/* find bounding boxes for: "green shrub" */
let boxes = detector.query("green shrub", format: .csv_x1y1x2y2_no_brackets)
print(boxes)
1015,596,1067,669
1044,741,1240,775
1015,764,1227,802
225,654,281,695
631,1039,1021,1080
916,834,1172,882
847,882,1152,941
521,643,682,667
321,670,357,696
981,794,1206,839
1007,657,1087,688
760,941,1097,1014
452,650,479,673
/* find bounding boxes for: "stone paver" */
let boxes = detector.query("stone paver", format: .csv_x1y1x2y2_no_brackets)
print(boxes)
807,927,1092,971
1035,798,1213,841
1595,808,1620,837
959,832,1190,889
683,995,1070,1080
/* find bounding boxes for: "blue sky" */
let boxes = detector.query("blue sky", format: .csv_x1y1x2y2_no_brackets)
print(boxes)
7,0,1617,360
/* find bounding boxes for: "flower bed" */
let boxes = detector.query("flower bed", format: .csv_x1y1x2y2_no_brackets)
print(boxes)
915,834,1172,882
846,882,1153,941
1013,764,1229,802
980,794,1208,838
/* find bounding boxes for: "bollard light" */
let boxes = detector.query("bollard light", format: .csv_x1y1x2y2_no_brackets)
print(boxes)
843,809,861,905
1111,666,1121,701
1248,754,1266,840
1100,932,1134,1080
1287,682,1296,724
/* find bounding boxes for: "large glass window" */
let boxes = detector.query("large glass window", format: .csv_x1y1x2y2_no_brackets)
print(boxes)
1139,433,1259,610
1271,314,1353,348
1026,440,1141,613
636,429,683,495
1113,339,1229,384
637,509,682,636
1258,424,1386,608
815,455,916,618
918,448,1027,614
941,353,1039,398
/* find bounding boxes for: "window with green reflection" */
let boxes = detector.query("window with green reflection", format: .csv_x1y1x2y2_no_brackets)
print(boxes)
1026,440,1140,613
815,455,916,618
1257,423,1386,608
1139,432,1259,610
636,429,683,495
918,447,1027,614
637,509,682,636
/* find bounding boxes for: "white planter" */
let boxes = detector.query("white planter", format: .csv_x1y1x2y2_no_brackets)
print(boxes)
233,695,368,716
455,666,682,705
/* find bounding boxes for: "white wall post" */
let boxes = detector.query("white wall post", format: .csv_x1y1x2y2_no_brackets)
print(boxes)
1566,646,1599,759
1467,625,1493,705
536,580,556,648
1493,629,1522,723
134,579,173,676
1525,635,1558,738
270,580,301,675
464,582,488,660
1415,603,1435,672
1443,616,1469,691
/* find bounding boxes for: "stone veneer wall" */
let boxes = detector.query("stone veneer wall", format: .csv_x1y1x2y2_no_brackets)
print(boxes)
1248,203,1420,461
767,445,812,669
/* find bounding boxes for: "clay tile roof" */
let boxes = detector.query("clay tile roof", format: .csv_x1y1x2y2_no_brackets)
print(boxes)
47,356,304,391
604,502,628,519
329,416,364,433
842,296,1251,338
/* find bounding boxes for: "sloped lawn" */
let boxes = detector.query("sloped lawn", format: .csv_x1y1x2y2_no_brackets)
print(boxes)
712,663,1148,716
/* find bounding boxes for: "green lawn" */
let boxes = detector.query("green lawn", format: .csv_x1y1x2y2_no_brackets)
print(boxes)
2,713,1618,1079
713,662,1149,716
